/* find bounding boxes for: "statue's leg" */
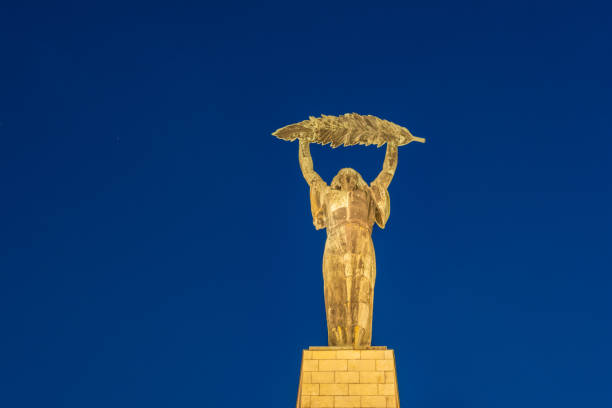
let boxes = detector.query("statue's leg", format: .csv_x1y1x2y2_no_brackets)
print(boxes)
367,244,376,346
344,253,357,346
351,275,372,346
350,240,375,346
323,245,348,346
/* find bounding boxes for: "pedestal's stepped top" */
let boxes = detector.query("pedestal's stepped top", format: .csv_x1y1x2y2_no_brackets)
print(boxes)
296,347,400,408
309,346,388,351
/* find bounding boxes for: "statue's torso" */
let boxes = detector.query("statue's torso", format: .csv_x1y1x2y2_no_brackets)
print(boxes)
323,188,375,254
325,188,375,230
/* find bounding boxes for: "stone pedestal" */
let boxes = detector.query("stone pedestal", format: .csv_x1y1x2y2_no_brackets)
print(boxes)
296,346,400,408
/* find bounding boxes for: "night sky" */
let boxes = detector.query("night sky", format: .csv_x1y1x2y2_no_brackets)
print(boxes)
1,1,610,407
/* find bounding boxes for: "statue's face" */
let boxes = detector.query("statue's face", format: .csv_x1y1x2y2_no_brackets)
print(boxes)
331,168,365,191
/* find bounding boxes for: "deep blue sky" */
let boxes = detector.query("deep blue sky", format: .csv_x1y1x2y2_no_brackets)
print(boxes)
1,1,610,407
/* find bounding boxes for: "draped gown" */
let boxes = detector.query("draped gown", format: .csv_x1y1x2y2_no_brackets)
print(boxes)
309,175,390,346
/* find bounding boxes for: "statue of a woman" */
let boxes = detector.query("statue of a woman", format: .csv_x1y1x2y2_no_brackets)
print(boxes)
298,140,398,346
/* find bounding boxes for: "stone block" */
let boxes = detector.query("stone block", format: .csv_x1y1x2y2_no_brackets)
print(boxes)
378,384,395,396
360,371,384,383
320,383,348,396
302,383,319,396
303,360,319,371
375,359,394,371
334,396,361,407
360,396,387,407
311,396,334,407
335,371,360,383
319,359,347,371
337,350,361,360
349,383,378,396
311,372,334,383
313,350,337,360
348,359,375,371
360,350,386,360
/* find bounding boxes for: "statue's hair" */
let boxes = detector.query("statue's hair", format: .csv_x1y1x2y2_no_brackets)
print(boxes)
331,168,368,191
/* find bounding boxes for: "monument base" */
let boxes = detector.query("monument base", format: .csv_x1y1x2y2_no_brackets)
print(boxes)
296,346,400,408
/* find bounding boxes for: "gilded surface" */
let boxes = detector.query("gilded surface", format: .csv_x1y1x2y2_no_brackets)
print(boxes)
273,113,425,147
295,346,400,408
274,113,424,347
298,140,397,346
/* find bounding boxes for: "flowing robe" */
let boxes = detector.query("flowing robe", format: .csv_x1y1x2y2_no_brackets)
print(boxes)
310,178,390,346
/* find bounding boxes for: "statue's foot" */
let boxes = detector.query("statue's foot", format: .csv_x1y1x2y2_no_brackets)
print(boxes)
330,326,346,346
352,326,361,347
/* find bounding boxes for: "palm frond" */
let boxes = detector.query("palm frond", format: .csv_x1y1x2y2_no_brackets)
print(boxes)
272,113,425,147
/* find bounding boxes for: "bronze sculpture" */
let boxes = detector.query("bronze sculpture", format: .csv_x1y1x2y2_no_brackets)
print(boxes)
274,113,424,347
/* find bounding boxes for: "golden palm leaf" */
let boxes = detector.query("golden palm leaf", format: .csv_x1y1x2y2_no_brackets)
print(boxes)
272,113,425,147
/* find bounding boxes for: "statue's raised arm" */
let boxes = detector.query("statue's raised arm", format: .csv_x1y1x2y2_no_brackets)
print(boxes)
372,142,398,189
298,140,326,187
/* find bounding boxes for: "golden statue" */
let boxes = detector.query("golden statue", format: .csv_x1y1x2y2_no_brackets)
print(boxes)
273,113,425,347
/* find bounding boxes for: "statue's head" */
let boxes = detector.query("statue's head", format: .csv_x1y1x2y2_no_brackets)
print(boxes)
331,168,367,191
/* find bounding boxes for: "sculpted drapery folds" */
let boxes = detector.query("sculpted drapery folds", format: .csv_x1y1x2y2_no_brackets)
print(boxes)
298,140,398,346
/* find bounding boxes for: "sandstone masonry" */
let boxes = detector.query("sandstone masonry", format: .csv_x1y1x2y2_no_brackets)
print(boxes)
296,347,400,408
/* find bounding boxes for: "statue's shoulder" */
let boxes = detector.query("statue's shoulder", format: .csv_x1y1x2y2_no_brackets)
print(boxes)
310,178,329,194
